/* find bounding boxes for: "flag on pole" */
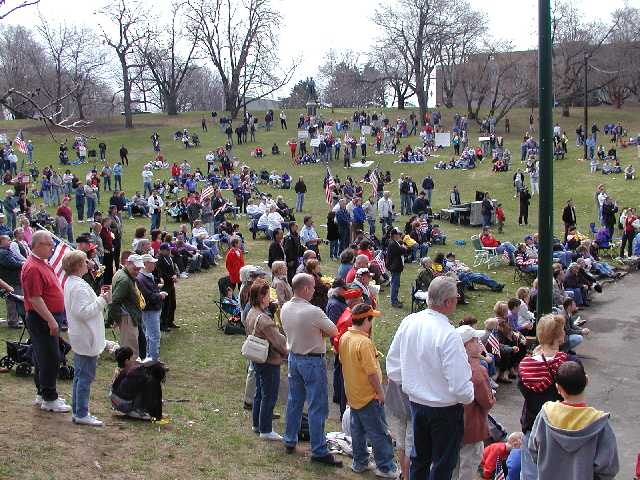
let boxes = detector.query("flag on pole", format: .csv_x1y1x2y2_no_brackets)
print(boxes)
14,130,27,154
324,168,335,206
200,185,215,200
493,457,505,480
49,236,73,287
370,167,379,194
487,331,501,358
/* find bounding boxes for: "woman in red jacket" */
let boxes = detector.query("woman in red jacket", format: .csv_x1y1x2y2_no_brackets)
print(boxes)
225,236,244,289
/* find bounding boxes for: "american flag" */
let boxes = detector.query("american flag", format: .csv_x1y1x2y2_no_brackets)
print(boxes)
487,330,501,358
14,130,27,154
200,185,215,200
49,236,73,287
494,457,505,480
373,250,387,274
325,168,335,206
370,168,378,194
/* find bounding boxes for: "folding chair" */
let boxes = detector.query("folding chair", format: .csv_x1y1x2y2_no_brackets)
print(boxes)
471,235,501,269
411,282,428,313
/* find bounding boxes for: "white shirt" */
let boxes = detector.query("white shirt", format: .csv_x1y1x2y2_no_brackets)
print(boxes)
597,191,607,207
266,211,284,231
9,241,28,261
147,195,164,213
386,309,474,407
64,275,107,357
257,212,269,229
377,197,393,218
142,170,154,182
192,226,209,238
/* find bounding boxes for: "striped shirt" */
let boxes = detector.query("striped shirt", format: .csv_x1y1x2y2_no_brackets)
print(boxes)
518,351,568,393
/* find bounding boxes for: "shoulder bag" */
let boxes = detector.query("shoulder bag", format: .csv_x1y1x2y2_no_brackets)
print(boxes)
241,313,269,364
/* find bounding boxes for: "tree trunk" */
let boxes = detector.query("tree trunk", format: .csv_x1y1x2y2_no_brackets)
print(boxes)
165,93,178,115
396,86,406,110
121,60,134,129
75,95,85,120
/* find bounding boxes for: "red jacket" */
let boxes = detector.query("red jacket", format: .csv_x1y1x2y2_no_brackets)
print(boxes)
332,308,352,353
496,207,505,222
225,247,244,284
480,234,500,248
481,442,507,478
171,164,180,177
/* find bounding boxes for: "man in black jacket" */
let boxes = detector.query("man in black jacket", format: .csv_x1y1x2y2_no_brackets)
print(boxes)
294,176,307,212
0,234,24,327
412,191,429,215
137,254,167,361
421,175,434,206
562,199,576,240
119,144,128,165
481,192,493,227
283,222,305,283
386,228,407,308
156,243,178,331
268,228,286,268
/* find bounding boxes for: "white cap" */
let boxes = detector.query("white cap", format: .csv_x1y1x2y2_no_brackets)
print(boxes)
140,254,157,263
127,254,145,268
456,325,485,344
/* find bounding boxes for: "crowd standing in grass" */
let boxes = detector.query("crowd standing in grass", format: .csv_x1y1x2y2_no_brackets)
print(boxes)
1,110,633,479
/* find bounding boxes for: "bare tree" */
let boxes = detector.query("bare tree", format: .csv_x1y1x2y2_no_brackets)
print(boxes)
0,0,39,20
187,0,295,118
177,66,225,112
99,0,149,128
142,2,199,115
374,0,452,123
371,47,414,110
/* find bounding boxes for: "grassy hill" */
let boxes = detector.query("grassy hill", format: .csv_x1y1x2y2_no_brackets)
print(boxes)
0,105,638,479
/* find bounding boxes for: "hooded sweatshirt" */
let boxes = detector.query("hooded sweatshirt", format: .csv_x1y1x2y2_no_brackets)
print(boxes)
529,401,619,480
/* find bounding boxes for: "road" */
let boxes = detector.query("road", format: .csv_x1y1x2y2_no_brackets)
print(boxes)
492,273,640,479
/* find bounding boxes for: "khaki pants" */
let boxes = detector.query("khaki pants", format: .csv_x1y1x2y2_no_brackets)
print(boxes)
118,315,139,359
453,441,483,480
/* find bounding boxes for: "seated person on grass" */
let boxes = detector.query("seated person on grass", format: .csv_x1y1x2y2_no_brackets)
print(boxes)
480,226,516,265
444,252,504,292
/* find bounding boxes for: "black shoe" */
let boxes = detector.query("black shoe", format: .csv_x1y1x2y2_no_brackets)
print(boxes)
272,412,280,420
285,445,296,454
168,323,180,329
243,402,252,411
459,299,470,305
391,302,403,309
7,323,21,329
492,284,505,292
311,454,343,467
467,284,476,291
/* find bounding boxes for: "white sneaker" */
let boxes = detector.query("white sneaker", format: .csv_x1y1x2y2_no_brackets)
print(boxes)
374,467,399,479
41,398,72,413
141,357,153,363
73,414,104,427
259,431,282,441
352,461,376,473
32,395,43,406
180,272,189,279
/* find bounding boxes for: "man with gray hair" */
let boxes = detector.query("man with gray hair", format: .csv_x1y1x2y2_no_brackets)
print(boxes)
387,276,473,479
281,273,342,467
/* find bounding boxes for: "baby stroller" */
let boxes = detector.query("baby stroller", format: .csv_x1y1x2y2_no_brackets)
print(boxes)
0,292,74,379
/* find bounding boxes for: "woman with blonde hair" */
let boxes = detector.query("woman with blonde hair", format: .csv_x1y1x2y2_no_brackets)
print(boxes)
271,260,292,306
493,301,526,383
518,314,569,480
63,250,112,426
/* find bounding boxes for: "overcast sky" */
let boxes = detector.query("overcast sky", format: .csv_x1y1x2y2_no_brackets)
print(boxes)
5,0,628,97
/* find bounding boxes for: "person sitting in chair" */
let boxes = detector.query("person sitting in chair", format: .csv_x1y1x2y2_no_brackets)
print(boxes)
624,164,635,180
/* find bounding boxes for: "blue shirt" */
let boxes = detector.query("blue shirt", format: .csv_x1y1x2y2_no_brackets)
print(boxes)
300,225,318,246
506,448,521,480
352,205,366,223
113,164,122,175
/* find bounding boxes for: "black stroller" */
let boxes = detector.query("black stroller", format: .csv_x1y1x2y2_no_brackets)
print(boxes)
0,292,74,379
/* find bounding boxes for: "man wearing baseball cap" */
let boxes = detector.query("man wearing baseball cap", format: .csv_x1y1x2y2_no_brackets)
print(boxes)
386,227,407,308
136,253,167,361
454,325,496,480
107,254,146,359
157,243,178,331
339,303,398,478
351,267,375,306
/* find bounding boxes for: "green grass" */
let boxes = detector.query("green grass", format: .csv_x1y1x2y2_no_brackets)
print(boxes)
0,105,639,479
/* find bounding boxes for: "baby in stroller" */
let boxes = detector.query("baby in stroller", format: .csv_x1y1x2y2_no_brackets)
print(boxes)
110,346,166,420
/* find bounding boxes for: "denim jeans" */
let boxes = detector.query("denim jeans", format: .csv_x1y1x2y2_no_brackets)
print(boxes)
400,193,409,215
295,192,304,212
103,176,111,191
553,251,572,269
520,431,538,480
568,334,583,350
409,402,464,480
458,271,500,289
142,310,161,360
253,362,280,433
65,224,74,243
151,212,161,230
565,287,584,305
72,353,97,418
482,213,492,227
367,218,376,235
390,271,401,305
143,181,152,197
411,243,429,261
25,311,64,402
283,353,330,458
51,187,62,206
425,189,433,206
351,400,397,474
329,240,339,259
76,203,85,221
496,243,516,264
87,197,96,219
42,189,51,206
114,175,122,191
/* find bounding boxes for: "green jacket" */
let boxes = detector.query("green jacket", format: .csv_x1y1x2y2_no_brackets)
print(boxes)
107,267,144,327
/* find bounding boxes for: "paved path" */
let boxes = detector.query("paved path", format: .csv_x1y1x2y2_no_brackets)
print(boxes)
492,273,640,479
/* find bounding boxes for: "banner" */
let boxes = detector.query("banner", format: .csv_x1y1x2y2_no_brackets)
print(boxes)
434,132,451,147
310,138,321,147
297,130,309,140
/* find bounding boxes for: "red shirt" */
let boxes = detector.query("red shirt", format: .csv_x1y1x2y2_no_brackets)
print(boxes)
225,247,244,284
345,267,357,284
480,234,500,248
481,442,507,479
100,226,113,251
56,205,72,224
21,254,64,313
332,308,352,353
496,207,505,222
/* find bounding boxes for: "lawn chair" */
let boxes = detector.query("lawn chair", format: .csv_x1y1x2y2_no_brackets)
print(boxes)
215,276,244,334
589,223,618,258
411,282,428,313
471,235,501,269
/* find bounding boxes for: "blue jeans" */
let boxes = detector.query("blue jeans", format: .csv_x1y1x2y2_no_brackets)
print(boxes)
151,211,160,230
72,354,97,418
76,203,84,221
458,271,500,289
411,243,429,261
253,362,280,433
520,431,537,480
367,218,376,235
553,251,572,269
51,186,62,206
410,402,464,480
283,353,330,458
496,243,516,264
565,287,584,305
65,223,74,243
400,193,409,215
482,213,492,227
114,175,122,191
568,334,583,350
103,176,111,191
296,192,304,212
86,197,96,219
142,310,161,360
143,181,152,197
42,189,51,206
329,240,339,259
351,400,397,474
390,271,401,305
425,189,433,206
